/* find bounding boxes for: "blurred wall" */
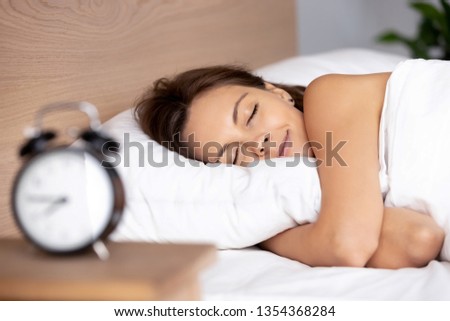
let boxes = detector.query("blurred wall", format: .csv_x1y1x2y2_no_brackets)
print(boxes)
296,0,437,57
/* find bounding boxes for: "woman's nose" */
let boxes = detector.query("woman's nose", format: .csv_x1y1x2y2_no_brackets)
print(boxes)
246,135,270,157
239,134,279,166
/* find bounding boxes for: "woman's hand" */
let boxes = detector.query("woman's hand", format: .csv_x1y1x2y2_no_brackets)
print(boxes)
258,207,444,269
366,207,444,269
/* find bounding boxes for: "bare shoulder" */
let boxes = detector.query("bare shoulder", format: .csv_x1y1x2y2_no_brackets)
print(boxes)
303,73,391,123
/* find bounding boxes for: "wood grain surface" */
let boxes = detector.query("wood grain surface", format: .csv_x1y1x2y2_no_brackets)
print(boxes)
0,0,296,237
0,239,216,300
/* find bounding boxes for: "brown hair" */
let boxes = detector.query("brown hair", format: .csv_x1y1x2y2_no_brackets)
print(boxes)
134,65,306,158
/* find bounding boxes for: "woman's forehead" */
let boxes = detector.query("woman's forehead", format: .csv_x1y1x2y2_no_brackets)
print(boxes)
193,85,247,105
183,85,248,159
187,85,248,128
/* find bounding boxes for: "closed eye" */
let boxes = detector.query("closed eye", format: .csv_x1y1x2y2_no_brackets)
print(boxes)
246,103,259,126
232,146,239,165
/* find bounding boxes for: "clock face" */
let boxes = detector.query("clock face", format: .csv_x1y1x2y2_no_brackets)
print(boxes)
13,148,115,253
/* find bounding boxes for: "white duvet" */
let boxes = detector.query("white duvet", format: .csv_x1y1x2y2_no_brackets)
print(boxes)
379,59,450,261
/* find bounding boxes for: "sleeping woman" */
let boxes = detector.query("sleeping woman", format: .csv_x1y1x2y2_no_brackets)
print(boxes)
134,64,445,269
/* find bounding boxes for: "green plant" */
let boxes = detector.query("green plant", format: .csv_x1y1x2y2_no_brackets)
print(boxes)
377,0,450,59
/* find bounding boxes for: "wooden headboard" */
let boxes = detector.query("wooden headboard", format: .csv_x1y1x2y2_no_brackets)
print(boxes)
0,0,297,237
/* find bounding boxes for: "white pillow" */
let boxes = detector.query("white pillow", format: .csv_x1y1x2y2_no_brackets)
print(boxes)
254,48,407,86
104,109,321,248
106,48,407,249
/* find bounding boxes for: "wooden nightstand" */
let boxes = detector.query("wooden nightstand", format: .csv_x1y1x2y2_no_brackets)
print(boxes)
0,239,216,300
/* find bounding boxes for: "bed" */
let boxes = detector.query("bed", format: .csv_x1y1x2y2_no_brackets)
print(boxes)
1,0,450,301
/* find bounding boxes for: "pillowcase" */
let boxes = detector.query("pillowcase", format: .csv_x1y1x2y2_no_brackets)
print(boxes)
254,48,407,86
106,48,407,249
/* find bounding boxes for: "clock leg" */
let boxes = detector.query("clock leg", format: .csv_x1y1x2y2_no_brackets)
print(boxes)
92,240,110,261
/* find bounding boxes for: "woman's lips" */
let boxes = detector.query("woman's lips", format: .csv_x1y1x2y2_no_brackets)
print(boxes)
278,130,291,157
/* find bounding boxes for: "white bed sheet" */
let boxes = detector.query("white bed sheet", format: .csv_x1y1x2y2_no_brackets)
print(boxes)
198,49,450,301
200,247,450,300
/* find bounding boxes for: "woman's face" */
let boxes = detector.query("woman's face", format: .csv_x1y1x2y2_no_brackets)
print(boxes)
183,83,313,166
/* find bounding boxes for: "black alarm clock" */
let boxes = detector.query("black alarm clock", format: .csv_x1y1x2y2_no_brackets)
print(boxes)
11,101,125,259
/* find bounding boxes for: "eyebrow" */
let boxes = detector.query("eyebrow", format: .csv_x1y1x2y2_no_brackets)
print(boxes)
215,92,248,160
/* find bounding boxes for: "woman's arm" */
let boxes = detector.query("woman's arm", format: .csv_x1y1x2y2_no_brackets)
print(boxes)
294,73,390,266
258,207,444,269
366,207,444,268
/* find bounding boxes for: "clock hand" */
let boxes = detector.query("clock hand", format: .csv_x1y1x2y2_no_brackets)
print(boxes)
27,195,68,203
37,196,69,217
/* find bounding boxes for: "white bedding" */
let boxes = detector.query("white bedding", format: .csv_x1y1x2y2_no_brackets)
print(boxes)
199,49,450,300
379,59,450,261
200,247,450,300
